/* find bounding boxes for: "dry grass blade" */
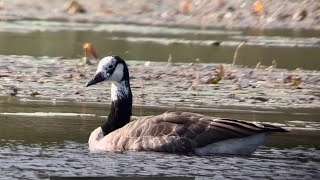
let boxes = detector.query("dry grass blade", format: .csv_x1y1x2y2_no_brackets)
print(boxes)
265,60,277,72
167,54,172,65
254,61,261,71
188,72,199,90
232,41,245,67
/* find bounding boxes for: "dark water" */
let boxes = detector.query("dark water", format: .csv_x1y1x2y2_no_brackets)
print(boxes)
0,21,319,70
0,97,319,179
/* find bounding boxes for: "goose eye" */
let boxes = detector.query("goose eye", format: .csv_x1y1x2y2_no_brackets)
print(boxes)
108,65,114,69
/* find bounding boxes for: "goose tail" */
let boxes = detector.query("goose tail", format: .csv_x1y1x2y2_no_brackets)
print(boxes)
261,123,289,133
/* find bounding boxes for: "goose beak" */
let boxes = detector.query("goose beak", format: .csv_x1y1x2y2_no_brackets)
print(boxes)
86,72,104,87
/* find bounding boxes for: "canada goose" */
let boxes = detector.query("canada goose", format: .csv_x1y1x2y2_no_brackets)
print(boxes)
86,56,288,155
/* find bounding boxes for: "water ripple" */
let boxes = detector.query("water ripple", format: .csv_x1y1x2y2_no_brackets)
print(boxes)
0,140,319,179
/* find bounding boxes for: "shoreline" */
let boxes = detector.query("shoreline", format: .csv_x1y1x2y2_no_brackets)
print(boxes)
0,0,319,30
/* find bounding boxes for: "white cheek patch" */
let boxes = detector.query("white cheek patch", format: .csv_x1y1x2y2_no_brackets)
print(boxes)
109,64,124,82
96,56,118,79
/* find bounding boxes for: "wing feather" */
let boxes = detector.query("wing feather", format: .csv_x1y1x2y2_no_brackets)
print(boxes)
107,111,286,152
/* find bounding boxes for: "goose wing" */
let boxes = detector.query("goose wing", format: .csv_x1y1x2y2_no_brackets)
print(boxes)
108,111,286,152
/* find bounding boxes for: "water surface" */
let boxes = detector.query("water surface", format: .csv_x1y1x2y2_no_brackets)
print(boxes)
0,21,319,70
0,97,319,179
0,21,319,179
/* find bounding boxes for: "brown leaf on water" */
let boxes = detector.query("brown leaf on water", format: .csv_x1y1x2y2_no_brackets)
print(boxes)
8,86,18,96
83,43,98,60
251,96,268,102
101,8,114,14
180,1,192,14
30,91,40,97
284,75,295,83
291,80,303,87
206,65,225,84
252,0,264,16
0,0,5,10
216,65,225,78
64,0,86,14
284,74,303,87
206,76,222,84
299,10,308,21
137,5,153,14
74,90,82,94
217,0,226,8
0,74,10,78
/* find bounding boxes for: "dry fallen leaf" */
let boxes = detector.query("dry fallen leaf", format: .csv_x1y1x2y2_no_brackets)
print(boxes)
137,5,153,14
284,74,303,87
64,0,86,14
206,65,225,84
299,10,308,21
252,0,264,16
30,91,40,96
0,0,5,10
83,43,98,60
180,1,192,14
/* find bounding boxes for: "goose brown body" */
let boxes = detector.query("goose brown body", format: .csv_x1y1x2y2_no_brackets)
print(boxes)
89,111,286,154
86,56,288,155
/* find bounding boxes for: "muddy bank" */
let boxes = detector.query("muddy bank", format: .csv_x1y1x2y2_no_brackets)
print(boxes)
0,0,319,30
0,55,319,111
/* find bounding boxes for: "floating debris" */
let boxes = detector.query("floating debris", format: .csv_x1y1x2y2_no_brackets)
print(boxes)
7,86,18,96
180,1,192,14
80,43,98,65
252,0,264,16
251,96,269,102
0,55,319,109
0,0,4,10
293,9,308,21
30,91,41,96
284,74,303,87
64,0,86,14
83,43,98,60
206,65,225,84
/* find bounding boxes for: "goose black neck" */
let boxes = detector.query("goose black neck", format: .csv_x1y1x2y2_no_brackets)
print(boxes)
101,80,132,136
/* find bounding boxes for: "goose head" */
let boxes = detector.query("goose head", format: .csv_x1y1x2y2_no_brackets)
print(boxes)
86,56,132,102
86,56,129,87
